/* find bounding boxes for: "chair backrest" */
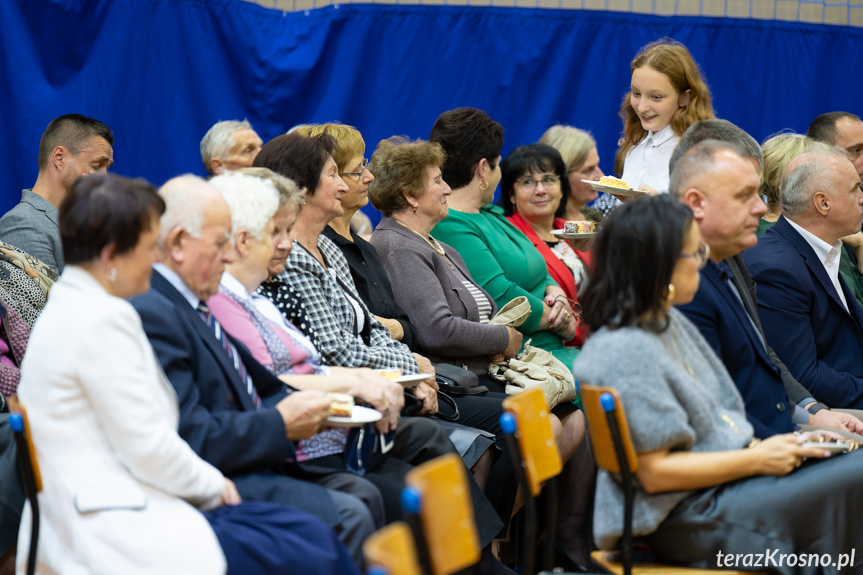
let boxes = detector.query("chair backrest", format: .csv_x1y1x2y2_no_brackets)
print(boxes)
404,453,481,575
580,385,638,474
8,396,42,575
7,396,41,492
363,521,422,575
501,387,561,497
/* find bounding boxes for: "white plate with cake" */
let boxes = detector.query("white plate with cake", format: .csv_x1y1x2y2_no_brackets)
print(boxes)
327,393,383,427
552,220,597,240
582,176,648,197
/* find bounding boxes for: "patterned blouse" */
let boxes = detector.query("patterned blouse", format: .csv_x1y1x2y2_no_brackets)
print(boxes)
258,235,419,374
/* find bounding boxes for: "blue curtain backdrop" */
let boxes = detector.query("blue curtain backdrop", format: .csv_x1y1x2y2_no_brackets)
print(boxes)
2,0,861,222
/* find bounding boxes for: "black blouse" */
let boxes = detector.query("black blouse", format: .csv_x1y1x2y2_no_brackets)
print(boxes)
322,225,419,351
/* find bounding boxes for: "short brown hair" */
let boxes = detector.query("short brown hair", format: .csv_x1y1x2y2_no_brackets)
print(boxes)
429,108,503,190
368,137,446,217
38,114,113,171
61,173,164,265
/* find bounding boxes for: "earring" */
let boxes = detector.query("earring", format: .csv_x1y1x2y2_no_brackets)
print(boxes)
412,204,417,213
106,267,118,283
479,181,489,191
666,283,675,302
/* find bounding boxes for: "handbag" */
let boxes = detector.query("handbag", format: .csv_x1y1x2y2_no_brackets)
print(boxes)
488,296,578,409
489,340,577,409
433,363,489,395
401,388,460,421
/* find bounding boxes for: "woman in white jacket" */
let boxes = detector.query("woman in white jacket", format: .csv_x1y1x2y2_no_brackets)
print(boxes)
16,173,358,575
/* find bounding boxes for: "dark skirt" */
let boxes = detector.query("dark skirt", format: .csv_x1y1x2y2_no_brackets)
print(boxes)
645,450,863,574
205,501,360,575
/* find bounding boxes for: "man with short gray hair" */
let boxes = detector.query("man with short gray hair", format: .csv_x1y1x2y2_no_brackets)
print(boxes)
200,120,263,176
743,148,863,409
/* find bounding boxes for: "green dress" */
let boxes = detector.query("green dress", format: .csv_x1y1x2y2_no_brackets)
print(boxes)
757,217,863,308
433,204,579,369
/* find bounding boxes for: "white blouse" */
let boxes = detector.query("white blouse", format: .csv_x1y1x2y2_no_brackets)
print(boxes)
620,124,679,194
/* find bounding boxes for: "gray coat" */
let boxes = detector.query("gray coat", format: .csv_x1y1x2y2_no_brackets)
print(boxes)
371,217,509,374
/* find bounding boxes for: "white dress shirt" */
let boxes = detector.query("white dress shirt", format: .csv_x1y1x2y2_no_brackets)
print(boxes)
786,218,849,312
620,124,679,193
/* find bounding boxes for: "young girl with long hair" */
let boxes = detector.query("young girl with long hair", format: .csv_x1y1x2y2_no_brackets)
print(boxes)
594,39,715,216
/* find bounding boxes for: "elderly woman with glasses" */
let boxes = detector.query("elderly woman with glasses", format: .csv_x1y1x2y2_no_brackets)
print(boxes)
499,144,593,347
572,194,863,573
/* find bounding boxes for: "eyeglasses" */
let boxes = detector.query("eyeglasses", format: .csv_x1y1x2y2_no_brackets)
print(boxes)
340,159,368,181
679,241,710,269
515,174,560,191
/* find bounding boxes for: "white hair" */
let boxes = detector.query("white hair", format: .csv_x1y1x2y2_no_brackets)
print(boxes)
158,174,214,243
209,172,279,244
200,119,253,175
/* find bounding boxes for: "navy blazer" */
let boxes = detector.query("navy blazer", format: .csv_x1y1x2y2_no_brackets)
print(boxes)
131,270,338,525
678,259,793,438
743,216,863,409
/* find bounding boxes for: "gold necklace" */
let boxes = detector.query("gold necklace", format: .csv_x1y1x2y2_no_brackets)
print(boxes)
395,219,450,259
660,321,696,378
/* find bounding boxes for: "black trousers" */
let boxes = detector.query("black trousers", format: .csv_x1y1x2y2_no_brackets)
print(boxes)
293,416,505,547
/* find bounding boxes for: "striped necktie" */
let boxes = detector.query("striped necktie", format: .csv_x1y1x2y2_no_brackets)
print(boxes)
197,302,262,410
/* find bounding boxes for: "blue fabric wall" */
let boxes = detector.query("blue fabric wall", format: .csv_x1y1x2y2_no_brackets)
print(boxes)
2,0,862,222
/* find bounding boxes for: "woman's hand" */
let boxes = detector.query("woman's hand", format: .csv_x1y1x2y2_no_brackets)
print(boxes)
546,295,573,331
546,298,576,340
504,326,523,359
411,382,439,416
750,433,833,476
566,237,593,252
350,368,402,434
375,315,405,341
412,353,438,391
221,478,242,506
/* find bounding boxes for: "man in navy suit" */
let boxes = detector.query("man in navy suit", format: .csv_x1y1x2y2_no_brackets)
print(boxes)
130,175,381,564
744,148,863,409
671,126,863,437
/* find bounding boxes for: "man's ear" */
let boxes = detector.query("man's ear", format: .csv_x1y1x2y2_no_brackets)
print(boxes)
813,191,831,216
51,145,68,172
210,158,225,176
682,187,706,220
162,225,187,264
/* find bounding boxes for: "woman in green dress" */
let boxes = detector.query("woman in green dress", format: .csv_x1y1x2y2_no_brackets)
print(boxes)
429,108,579,368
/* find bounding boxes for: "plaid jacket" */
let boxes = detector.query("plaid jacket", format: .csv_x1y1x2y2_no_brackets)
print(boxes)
258,235,419,374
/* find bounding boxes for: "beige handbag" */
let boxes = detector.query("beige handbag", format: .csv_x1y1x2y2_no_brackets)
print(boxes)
488,297,577,409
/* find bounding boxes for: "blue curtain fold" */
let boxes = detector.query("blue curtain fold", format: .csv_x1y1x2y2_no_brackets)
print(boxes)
2,0,861,223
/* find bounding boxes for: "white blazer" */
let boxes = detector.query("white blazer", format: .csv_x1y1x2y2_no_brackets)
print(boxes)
17,266,227,575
